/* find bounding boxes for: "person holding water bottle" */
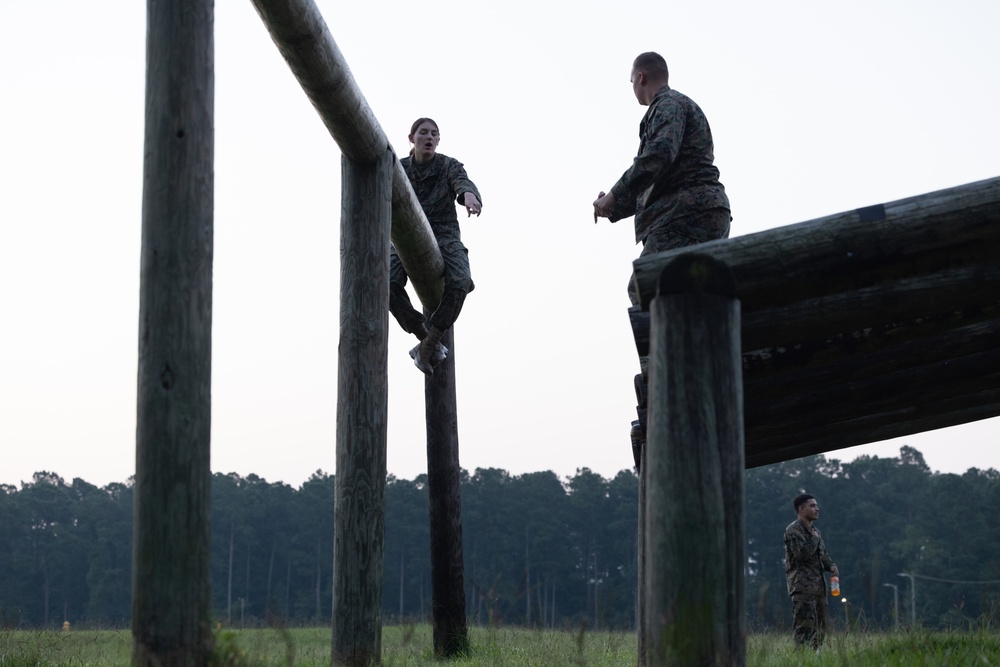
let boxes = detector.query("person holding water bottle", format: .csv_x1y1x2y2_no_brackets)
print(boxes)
784,493,840,650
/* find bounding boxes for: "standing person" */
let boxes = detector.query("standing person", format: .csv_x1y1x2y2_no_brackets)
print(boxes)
593,51,732,462
592,51,731,306
784,493,840,650
390,118,483,375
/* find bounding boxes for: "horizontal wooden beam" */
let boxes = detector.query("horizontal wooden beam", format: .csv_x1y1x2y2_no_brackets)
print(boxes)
632,176,1000,311
630,176,1000,467
746,389,1000,468
249,0,444,308
746,315,999,383
630,279,1000,361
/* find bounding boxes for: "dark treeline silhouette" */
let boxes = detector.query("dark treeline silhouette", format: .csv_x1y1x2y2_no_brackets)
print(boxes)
1,446,998,630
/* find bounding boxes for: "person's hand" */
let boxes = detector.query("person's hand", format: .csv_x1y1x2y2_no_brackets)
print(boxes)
831,565,840,577
593,191,615,222
464,193,482,217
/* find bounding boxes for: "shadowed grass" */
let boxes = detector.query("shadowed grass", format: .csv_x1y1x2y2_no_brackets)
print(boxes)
3,625,999,666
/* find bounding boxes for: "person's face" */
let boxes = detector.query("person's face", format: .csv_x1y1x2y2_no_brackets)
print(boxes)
798,498,820,522
409,121,440,163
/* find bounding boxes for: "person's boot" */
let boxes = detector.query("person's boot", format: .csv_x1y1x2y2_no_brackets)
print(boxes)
409,326,447,375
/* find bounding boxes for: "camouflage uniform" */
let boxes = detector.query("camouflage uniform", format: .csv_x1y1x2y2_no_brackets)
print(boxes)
784,518,837,648
606,86,731,305
390,152,482,335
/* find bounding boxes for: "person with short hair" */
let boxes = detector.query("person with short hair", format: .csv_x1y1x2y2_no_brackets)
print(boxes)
390,117,482,375
593,51,732,458
593,51,731,306
784,493,839,649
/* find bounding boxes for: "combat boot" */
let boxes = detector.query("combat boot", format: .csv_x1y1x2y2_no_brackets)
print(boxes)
409,326,448,375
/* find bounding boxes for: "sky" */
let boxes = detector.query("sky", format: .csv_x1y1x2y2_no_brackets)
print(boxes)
2,1,998,490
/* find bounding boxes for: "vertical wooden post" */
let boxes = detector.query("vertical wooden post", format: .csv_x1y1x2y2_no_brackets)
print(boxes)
644,254,745,667
333,151,392,666
636,443,647,666
132,0,214,665
425,327,470,657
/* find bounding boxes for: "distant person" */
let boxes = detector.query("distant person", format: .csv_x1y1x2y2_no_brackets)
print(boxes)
390,117,483,375
784,493,839,649
592,51,731,307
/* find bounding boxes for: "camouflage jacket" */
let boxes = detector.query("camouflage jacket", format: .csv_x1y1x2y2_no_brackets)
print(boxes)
400,152,481,241
609,86,730,244
784,519,836,596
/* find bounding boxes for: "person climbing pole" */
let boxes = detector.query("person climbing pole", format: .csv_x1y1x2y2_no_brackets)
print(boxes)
390,117,483,375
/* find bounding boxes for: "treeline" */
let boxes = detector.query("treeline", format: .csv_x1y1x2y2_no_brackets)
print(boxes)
1,446,998,631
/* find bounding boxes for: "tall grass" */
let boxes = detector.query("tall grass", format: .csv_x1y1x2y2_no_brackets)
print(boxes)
2,625,999,666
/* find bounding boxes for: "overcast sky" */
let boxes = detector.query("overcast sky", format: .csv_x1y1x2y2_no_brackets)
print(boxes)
2,0,998,489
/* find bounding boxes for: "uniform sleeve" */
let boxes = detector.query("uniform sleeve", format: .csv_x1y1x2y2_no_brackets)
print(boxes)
609,96,686,210
447,158,482,207
820,540,836,573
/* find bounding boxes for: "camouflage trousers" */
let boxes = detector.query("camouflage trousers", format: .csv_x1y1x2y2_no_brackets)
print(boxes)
627,207,731,307
791,592,829,649
389,237,474,335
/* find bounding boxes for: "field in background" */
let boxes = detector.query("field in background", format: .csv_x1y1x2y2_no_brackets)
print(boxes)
3,624,1000,666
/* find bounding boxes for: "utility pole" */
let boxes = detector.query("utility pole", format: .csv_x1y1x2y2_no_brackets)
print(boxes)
882,583,899,631
898,573,916,626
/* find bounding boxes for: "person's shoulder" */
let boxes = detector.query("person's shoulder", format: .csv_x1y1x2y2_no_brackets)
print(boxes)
785,519,803,535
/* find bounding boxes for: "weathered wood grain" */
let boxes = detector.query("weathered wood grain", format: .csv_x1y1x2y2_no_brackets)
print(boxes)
249,0,444,309
133,0,214,664
628,177,1000,467
333,152,392,666
644,255,745,667
424,328,470,657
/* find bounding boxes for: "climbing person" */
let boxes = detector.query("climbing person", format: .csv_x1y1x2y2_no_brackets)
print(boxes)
592,51,731,465
390,117,483,375
592,50,731,305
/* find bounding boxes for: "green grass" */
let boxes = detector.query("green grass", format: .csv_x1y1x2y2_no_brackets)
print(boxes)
3,625,999,666
747,630,1000,666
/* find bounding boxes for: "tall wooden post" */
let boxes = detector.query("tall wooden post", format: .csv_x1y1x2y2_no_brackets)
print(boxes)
132,0,214,665
333,151,393,666
636,442,647,665
249,3,470,658
425,327,469,657
644,254,745,667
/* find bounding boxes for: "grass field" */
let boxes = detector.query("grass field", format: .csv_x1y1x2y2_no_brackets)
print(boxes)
3,624,1000,666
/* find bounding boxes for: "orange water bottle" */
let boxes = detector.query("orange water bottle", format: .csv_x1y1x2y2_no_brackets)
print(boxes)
830,576,840,596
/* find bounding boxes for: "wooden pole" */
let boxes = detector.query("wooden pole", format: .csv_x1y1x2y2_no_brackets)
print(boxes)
425,327,470,657
132,0,214,664
644,254,745,666
249,3,470,656
333,151,392,666
636,440,647,665
248,0,444,307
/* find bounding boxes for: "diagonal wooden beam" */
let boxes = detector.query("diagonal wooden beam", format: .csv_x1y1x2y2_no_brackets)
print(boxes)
249,0,444,308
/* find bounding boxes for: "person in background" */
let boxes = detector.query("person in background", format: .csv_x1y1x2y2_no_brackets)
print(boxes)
784,493,840,649
390,118,483,375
